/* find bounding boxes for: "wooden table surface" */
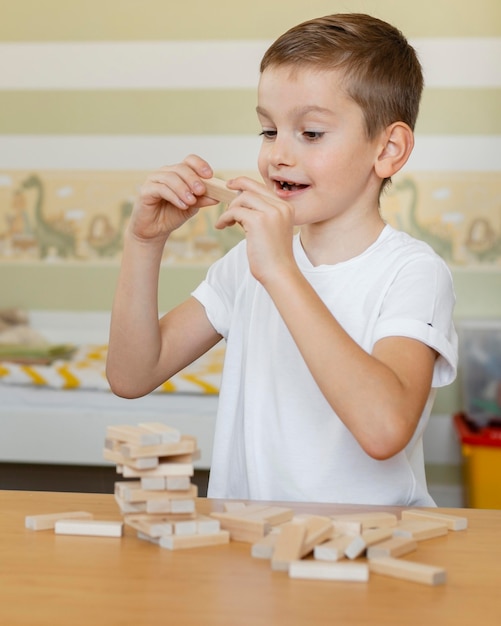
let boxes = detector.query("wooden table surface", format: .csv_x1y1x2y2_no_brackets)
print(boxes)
1,490,500,626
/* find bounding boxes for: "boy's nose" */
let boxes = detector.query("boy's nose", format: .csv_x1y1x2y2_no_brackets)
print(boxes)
268,136,295,168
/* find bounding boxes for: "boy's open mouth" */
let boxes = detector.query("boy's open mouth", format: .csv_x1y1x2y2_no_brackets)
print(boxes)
277,180,308,192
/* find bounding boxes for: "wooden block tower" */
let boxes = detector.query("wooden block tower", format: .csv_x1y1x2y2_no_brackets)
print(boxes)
104,422,229,549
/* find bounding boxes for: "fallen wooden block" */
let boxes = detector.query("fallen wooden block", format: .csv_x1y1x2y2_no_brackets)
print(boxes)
345,527,395,560
203,177,239,204
54,519,123,538
271,521,307,571
159,530,230,550
299,515,335,557
221,504,293,527
401,509,468,531
289,560,369,582
25,511,93,531
331,512,398,535
366,536,418,559
251,531,280,559
210,510,270,543
314,535,352,562
393,519,448,541
368,556,447,586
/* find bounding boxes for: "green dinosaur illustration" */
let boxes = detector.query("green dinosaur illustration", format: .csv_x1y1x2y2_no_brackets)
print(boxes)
19,174,77,259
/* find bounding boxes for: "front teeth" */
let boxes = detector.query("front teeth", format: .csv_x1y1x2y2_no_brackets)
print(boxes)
280,181,293,190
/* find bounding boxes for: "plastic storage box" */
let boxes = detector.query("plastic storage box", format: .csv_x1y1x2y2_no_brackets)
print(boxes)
453,413,501,508
458,319,501,427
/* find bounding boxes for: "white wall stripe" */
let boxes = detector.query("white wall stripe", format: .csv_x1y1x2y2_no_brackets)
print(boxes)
1,135,500,171
0,41,266,90
0,39,500,90
0,135,262,171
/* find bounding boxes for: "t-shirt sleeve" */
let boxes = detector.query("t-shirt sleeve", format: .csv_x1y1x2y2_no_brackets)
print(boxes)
372,255,458,387
191,240,248,339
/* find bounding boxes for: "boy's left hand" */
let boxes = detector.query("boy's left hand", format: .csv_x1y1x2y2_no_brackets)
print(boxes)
214,176,296,285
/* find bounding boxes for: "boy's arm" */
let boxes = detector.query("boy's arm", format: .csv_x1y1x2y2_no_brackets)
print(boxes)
106,157,223,398
261,268,436,460
106,230,221,399
216,176,437,460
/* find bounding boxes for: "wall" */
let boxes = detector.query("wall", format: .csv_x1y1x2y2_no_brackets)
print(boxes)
1,0,501,502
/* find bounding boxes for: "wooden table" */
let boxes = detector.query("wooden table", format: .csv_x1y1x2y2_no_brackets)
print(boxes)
1,490,500,625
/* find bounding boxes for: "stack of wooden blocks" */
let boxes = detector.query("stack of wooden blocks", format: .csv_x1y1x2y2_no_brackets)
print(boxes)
104,422,229,550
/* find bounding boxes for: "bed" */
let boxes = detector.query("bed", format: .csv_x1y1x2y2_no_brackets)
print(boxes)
0,311,220,470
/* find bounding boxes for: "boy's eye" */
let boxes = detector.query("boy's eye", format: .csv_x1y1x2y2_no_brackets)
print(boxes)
259,130,277,139
303,131,324,140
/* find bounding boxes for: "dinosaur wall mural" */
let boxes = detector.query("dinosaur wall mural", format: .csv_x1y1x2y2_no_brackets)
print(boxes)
0,170,500,267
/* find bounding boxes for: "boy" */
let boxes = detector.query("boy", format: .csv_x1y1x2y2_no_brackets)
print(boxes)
106,14,457,505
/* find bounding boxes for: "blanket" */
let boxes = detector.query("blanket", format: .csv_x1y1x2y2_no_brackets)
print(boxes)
0,344,223,394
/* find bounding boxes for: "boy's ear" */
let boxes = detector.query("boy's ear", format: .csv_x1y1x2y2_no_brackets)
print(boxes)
374,122,414,179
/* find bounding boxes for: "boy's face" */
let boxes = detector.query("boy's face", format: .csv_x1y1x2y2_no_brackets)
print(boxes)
256,65,384,227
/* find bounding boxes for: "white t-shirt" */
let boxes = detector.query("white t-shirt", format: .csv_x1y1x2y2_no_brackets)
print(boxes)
192,225,458,506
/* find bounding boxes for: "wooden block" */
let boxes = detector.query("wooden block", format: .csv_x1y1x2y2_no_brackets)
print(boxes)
251,531,280,559
196,515,221,535
289,560,369,582
367,536,418,559
222,504,293,527
25,511,93,531
138,422,181,443
203,177,239,204
331,512,397,534
137,531,161,545
124,514,173,537
114,494,147,514
141,476,167,491
144,498,195,515
103,448,159,470
345,527,395,560
124,513,196,536
368,557,447,586
122,462,194,478
174,519,198,536
106,425,161,446
55,519,123,538
165,476,192,491
121,436,196,460
170,498,196,514
300,516,335,557
119,483,198,503
159,530,230,550
210,511,270,543
271,521,307,571
314,535,353,562
401,509,468,531
223,501,247,512
393,519,448,541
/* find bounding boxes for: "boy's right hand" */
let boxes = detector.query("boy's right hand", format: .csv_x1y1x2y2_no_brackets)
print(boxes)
128,155,219,244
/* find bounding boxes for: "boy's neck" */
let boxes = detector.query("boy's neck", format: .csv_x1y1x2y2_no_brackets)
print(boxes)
299,213,386,267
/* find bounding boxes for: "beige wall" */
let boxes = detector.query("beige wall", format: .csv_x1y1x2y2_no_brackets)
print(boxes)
1,0,500,335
